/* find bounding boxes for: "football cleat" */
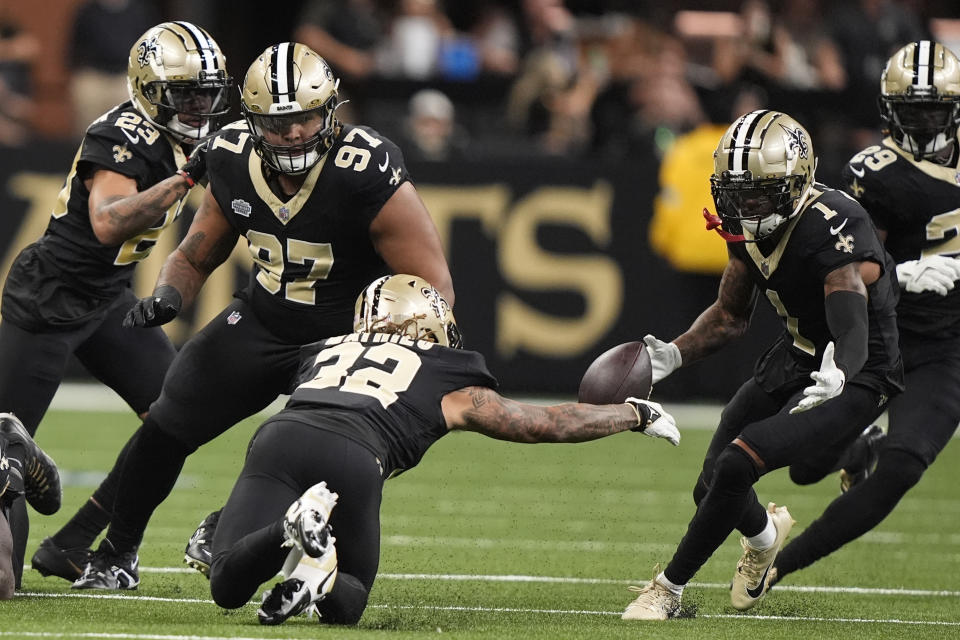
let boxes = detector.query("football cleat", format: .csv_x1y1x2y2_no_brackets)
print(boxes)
0,412,61,515
184,509,221,577
257,578,314,625
72,539,140,590
622,564,681,621
31,537,92,581
283,482,339,558
730,503,795,610
840,424,885,493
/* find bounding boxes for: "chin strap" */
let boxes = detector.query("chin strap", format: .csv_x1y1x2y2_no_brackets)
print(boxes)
703,208,745,242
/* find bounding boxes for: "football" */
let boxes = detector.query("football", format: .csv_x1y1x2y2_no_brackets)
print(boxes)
578,341,653,405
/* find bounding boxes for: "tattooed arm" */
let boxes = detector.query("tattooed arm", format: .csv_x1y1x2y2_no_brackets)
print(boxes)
672,255,758,365
154,188,239,308
440,386,642,443
87,169,194,246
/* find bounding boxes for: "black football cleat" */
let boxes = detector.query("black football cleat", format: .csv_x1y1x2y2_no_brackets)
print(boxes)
840,424,885,493
184,509,221,577
0,412,61,515
72,539,140,590
31,537,92,581
257,578,314,625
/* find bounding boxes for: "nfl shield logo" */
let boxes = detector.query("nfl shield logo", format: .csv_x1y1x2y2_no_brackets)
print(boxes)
226,311,242,325
278,206,290,222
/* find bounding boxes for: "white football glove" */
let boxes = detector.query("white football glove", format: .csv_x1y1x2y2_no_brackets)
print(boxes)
789,341,845,414
896,255,960,296
643,334,682,384
625,397,680,446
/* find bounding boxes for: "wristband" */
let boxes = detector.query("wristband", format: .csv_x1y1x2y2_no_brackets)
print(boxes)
177,169,196,188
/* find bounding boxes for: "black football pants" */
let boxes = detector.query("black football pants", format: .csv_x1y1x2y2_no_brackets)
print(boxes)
209,416,382,624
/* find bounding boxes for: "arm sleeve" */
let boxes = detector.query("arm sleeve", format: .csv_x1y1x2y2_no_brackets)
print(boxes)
825,289,869,378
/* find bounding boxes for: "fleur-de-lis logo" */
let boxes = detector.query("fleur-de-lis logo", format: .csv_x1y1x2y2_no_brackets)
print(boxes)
112,144,132,163
780,124,809,159
849,178,865,198
835,233,855,253
389,167,402,186
137,35,162,68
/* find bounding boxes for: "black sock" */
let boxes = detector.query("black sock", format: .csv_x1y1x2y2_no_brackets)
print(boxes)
51,499,109,549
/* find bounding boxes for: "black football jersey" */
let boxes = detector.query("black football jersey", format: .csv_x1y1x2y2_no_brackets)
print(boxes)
842,137,960,338
281,332,497,476
1,102,188,329
205,121,409,344
728,185,901,391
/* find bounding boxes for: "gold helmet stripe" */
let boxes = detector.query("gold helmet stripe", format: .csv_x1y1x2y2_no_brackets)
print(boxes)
172,21,221,74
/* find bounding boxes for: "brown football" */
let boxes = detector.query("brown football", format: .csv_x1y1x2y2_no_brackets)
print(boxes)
578,341,653,405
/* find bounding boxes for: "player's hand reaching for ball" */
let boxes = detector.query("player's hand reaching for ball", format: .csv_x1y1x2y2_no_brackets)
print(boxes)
643,334,682,384
626,397,680,446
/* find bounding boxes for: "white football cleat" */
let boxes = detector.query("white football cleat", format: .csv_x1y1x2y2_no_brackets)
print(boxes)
622,564,681,621
730,502,795,610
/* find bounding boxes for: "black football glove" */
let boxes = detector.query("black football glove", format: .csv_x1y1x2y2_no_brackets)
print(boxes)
625,397,680,446
177,137,212,187
123,284,182,328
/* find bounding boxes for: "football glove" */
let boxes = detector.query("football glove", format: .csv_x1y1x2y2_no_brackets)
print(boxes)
123,284,182,328
177,137,211,187
643,334,682,384
895,255,960,296
790,341,845,414
625,397,680,446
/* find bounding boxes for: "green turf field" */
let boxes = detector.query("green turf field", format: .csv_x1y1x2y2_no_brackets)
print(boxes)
4,406,959,639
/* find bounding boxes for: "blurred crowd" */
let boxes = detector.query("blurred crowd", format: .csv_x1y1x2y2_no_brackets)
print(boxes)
2,0,957,182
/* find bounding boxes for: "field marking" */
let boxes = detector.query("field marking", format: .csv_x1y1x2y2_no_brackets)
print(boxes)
6,598,960,632
22,569,960,599
31,565,960,598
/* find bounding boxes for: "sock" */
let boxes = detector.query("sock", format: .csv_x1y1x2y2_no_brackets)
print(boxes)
745,512,776,550
51,498,110,549
657,571,685,596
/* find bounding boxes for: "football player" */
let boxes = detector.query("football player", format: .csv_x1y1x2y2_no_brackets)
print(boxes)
66,43,455,590
771,41,960,587
0,413,61,599
206,274,679,625
0,22,231,587
619,110,903,620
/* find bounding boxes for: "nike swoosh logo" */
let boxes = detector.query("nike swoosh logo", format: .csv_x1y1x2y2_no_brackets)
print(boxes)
829,219,848,235
379,152,389,172
850,166,865,178
745,564,772,599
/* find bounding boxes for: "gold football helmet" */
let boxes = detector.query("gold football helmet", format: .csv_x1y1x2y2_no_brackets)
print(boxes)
710,110,816,241
880,40,960,162
241,42,341,174
127,21,231,143
354,275,462,348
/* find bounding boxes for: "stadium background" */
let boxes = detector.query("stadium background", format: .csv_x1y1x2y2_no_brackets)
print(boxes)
1,0,958,400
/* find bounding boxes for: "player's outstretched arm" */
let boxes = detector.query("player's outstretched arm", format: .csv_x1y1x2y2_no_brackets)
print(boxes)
87,168,195,246
442,387,678,445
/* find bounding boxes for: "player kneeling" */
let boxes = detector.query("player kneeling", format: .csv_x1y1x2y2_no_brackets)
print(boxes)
207,274,679,625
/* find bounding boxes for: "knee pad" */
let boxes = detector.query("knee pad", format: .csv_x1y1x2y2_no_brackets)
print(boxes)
141,417,197,457
712,445,760,495
692,473,710,506
316,572,369,625
873,448,926,495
